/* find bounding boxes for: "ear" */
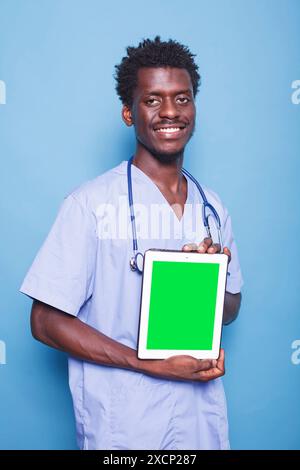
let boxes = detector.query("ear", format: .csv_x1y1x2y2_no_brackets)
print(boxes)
122,105,134,127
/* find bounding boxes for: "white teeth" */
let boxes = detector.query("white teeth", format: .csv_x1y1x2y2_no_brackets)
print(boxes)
156,127,181,133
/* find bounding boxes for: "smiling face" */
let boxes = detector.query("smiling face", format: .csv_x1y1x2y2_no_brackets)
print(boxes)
122,67,196,162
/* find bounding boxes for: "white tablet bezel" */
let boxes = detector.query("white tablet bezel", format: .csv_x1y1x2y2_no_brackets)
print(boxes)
137,249,228,360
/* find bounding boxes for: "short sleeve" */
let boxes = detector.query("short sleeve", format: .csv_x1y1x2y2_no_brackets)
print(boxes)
20,194,97,316
221,207,244,294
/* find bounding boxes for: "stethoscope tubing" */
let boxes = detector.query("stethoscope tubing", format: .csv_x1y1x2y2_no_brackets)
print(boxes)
127,157,222,273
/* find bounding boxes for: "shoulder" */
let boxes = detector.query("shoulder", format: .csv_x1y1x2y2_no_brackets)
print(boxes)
65,161,127,211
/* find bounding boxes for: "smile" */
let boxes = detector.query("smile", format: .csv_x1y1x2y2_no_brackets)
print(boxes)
155,127,182,133
154,125,187,137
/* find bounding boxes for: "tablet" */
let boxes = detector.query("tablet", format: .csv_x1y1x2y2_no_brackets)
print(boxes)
137,249,228,360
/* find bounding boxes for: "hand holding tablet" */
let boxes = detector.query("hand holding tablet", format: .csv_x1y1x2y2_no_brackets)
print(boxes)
143,348,226,382
137,240,230,360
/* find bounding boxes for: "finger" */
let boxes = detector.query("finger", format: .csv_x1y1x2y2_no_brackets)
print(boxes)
182,243,199,252
194,367,225,382
193,349,225,381
207,243,221,254
216,348,225,372
197,238,213,253
223,247,231,262
194,359,214,371
218,348,225,361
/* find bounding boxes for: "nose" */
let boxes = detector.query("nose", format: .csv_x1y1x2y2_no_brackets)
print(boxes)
158,97,180,120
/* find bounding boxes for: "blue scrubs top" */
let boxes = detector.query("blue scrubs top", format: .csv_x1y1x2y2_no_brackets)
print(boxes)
20,160,243,450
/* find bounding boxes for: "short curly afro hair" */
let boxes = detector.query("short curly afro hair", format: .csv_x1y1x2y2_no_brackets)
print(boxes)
115,36,201,106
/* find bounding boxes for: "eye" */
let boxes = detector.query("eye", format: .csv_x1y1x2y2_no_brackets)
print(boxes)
145,98,160,106
176,97,190,104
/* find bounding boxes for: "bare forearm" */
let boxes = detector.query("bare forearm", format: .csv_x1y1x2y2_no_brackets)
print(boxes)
31,300,224,382
31,301,144,372
222,292,241,325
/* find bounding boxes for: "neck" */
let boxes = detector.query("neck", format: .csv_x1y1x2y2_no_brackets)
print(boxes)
132,145,185,194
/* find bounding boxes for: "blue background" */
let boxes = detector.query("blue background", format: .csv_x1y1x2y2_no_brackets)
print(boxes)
0,0,299,449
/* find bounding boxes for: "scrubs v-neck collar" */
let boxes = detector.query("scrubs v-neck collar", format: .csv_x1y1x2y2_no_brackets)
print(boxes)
128,160,193,223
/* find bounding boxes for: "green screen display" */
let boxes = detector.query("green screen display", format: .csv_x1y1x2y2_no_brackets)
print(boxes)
146,261,220,350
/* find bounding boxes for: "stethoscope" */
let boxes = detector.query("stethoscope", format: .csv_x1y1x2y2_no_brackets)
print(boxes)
127,156,223,274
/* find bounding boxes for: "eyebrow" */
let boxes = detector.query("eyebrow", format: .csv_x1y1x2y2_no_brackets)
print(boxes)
144,89,192,96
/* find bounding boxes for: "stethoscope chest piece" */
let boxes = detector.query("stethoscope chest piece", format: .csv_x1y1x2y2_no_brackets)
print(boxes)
130,252,144,274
